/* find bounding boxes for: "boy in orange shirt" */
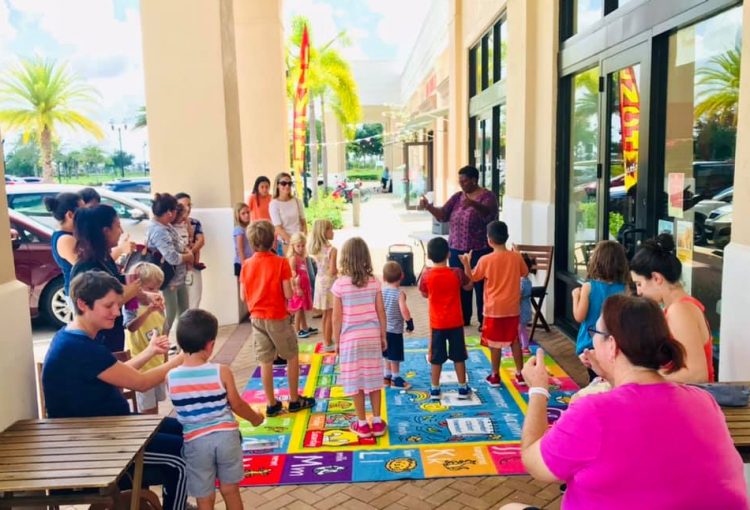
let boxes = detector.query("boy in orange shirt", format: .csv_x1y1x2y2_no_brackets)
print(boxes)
239,220,315,416
419,237,474,401
459,220,528,387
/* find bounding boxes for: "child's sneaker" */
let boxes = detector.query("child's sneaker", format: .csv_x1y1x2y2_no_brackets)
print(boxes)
298,329,311,338
371,420,387,437
457,385,472,399
522,347,532,356
306,327,318,335
391,376,411,390
323,343,336,353
383,375,392,387
266,401,283,417
430,387,441,400
515,372,526,386
288,396,315,412
485,373,502,387
350,421,373,438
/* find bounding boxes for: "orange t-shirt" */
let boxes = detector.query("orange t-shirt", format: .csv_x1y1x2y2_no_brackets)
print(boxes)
419,266,469,330
239,251,292,319
471,250,528,318
247,193,272,222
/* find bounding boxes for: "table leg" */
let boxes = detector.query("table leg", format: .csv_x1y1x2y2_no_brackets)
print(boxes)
129,450,144,510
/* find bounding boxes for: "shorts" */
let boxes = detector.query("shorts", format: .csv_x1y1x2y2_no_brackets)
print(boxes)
383,332,404,362
234,263,241,277
482,316,520,349
251,317,299,364
183,430,244,498
136,382,166,411
429,327,468,365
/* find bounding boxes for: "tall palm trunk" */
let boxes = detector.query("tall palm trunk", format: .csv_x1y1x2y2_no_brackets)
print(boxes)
309,98,319,201
41,125,54,183
320,95,328,192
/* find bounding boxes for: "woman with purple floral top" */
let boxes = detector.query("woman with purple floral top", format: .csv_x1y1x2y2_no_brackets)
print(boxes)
420,165,498,330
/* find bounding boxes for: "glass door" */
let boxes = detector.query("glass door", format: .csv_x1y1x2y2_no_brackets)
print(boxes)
403,141,433,210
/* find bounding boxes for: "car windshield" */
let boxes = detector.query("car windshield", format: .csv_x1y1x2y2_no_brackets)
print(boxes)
713,187,733,201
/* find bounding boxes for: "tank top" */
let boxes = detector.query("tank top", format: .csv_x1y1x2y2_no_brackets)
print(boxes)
51,230,74,295
665,296,715,382
575,280,626,355
167,363,238,442
382,286,403,334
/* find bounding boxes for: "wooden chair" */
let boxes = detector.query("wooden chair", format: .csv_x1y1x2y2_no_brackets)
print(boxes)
517,244,554,342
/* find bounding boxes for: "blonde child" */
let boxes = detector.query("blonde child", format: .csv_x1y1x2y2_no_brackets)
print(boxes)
331,237,387,439
309,219,337,352
381,261,414,389
287,232,316,338
124,262,167,414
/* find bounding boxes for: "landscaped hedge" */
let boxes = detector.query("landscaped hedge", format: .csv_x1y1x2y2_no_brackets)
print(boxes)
306,193,347,230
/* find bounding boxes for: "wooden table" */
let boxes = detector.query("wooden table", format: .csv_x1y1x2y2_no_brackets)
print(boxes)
0,414,164,509
722,382,750,461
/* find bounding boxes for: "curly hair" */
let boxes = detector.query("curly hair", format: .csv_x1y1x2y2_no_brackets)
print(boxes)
339,237,373,288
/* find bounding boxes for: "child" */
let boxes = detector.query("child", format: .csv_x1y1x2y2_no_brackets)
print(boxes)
459,221,528,387
519,253,536,355
419,237,473,401
331,237,387,438
172,202,194,285
309,219,337,352
124,262,167,414
572,240,628,375
233,203,252,277
239,220,315,416
287,232,317,338
381,261,414,389
167,308,264,510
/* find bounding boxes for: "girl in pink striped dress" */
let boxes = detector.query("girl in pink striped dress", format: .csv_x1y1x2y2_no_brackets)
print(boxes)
331,237,387,439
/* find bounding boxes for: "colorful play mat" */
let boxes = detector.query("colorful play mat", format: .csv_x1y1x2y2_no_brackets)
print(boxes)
237,337,579,486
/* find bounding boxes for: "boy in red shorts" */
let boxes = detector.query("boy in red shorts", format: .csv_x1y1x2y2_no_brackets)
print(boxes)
459,220,528,387
419,237,474,400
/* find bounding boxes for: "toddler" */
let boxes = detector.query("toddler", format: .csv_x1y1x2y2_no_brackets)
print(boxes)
171,202,194,285
381,261,414,389
519,253,536,355
309,219,337,352
287,232,317,338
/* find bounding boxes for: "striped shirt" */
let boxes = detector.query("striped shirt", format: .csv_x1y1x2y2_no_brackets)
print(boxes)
382,286,403,334
167,363,238,442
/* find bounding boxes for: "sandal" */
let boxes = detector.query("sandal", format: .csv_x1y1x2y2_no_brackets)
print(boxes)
288,395,316,412
266,400,283,417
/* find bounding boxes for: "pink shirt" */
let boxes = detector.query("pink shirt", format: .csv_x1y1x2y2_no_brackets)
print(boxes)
541,383,748,510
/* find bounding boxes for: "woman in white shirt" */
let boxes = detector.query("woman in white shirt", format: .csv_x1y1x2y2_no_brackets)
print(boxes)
269,172,306,256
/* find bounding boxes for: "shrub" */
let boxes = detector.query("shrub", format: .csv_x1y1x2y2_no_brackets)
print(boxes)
306,193,346,230
346,168,381,181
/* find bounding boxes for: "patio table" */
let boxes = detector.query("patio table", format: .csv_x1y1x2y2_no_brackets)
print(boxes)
0,414,163,509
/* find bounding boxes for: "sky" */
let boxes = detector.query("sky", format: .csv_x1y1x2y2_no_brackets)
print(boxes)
0,0,430,162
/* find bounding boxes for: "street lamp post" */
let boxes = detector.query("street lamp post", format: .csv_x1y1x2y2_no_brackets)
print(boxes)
110,122,127,178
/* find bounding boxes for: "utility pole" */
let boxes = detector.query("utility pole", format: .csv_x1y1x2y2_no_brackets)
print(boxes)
110,122,127,178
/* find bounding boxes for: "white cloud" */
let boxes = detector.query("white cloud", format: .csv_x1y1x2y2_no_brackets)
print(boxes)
283,0,340,46
0,0,15,45
364,0,431,64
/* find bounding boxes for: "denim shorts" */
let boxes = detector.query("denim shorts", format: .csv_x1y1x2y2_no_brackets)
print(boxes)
429,327,468,365
183,430,244,497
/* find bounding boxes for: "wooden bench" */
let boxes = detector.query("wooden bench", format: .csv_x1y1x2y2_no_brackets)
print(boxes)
721,382,750,462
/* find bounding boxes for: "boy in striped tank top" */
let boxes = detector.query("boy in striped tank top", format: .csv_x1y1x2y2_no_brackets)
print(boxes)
168,309,264,509
381,261,414,389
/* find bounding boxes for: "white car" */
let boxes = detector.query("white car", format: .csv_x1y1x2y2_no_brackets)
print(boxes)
6,184,151,242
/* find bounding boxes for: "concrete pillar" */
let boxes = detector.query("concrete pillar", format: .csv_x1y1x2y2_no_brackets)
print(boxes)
233,0,289,196
719,1,750,382
0,128,36,430
446,0,468,203
324,112,346,180
140,0,245,326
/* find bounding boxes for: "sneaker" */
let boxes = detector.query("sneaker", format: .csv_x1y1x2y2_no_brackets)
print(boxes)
350,421,373,438
272,356,287,366
515,372,526,386
521,347,532,356
391,376,411,390
298,329,311,338
288,395,316,412
323,344,336,353
371,420,387,437
307,327,319,334
457,385,472,399
485,373,502,387
430,387,441,400
383,375,392,387
266,401,283,417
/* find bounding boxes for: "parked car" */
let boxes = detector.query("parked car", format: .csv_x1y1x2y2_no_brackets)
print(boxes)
5,175,23,185
704,203,732,249
103,177,151,193
9,209,70,327
119,192,153,207
693,186,732,244
20,176,43,183
6,184,151,242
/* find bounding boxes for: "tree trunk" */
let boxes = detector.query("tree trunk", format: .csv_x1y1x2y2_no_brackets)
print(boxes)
41,126,54,183
309,98,319,201
320,95,328,193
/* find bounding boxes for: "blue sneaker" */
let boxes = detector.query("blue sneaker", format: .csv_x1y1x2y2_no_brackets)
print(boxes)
391,376,411,390
430,387,441,400
457,385,472,400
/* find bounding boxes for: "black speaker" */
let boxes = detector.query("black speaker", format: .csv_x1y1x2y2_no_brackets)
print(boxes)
387,244,416,286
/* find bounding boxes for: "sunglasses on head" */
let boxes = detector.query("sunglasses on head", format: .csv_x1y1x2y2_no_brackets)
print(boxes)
279,181,292,186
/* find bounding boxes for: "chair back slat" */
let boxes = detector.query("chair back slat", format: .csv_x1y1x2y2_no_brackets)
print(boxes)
516,244,554,287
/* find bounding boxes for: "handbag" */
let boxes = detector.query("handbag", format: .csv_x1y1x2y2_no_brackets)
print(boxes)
123,232,176,290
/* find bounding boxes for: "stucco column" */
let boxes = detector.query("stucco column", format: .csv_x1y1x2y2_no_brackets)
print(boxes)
719,1,750,383
446,0,468,203
233,0,289,196
324,112,346,179
140,0,245,325
0,128,37,429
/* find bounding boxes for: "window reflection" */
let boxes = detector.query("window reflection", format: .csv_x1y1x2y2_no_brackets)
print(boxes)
574,0,603,34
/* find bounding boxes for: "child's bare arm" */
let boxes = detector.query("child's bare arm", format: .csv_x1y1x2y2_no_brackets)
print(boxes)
375,290,387,351
328,247,338,277
239,279,245,302
332,296,343,351
572,282,591,323
220,365,264,426
126,307,154,333
282,278,293,300
398,291,412,321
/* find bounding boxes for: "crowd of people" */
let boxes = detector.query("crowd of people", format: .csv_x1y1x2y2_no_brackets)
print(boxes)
36,168,749,509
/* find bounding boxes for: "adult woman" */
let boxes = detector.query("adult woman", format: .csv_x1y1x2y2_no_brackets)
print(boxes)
247,175,272,222
509,295,747,510
148,193,194,335
71,205,141,352
175,192,205,307
233,202,252,276
629,233,713,383
420,165,498,329
269,172,306,256
42,271,186,510
44,192,83,298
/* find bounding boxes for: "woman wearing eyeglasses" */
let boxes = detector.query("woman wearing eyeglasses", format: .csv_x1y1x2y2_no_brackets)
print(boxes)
501,294,747,510
269,172,307,256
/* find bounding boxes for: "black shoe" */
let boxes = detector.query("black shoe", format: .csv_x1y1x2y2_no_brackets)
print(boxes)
307,327,319,334
288,395,315,412
266,401,283,417
272,356,287,366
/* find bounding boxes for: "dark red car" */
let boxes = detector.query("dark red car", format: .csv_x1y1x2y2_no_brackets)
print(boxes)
9,209,70,327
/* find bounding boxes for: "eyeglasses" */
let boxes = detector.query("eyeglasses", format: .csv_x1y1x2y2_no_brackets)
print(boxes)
587,326,610,339
279,181,292,186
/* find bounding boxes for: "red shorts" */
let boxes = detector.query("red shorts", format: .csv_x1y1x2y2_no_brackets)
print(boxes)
481,316,520,349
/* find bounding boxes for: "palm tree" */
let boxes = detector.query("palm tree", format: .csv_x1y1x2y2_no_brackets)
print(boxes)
134,106,147,129
287,16,362,197
0,57,103,182
695,44,741,125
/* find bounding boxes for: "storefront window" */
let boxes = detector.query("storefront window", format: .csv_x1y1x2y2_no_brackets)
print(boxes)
574,0,603,34
568,67,600,278
497,104,507,208
662,6,742,337
469,46,478,97
476,43,483,93
486,31,494,87
499,20,507,80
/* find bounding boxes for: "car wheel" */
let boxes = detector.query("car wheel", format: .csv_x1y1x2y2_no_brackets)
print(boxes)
694,214,706,245
41,277,73,328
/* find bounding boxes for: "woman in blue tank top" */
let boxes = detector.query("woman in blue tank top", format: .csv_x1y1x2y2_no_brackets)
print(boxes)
44,192,83,296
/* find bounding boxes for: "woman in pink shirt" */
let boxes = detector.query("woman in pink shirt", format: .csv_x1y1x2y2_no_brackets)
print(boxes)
503,295,747,510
